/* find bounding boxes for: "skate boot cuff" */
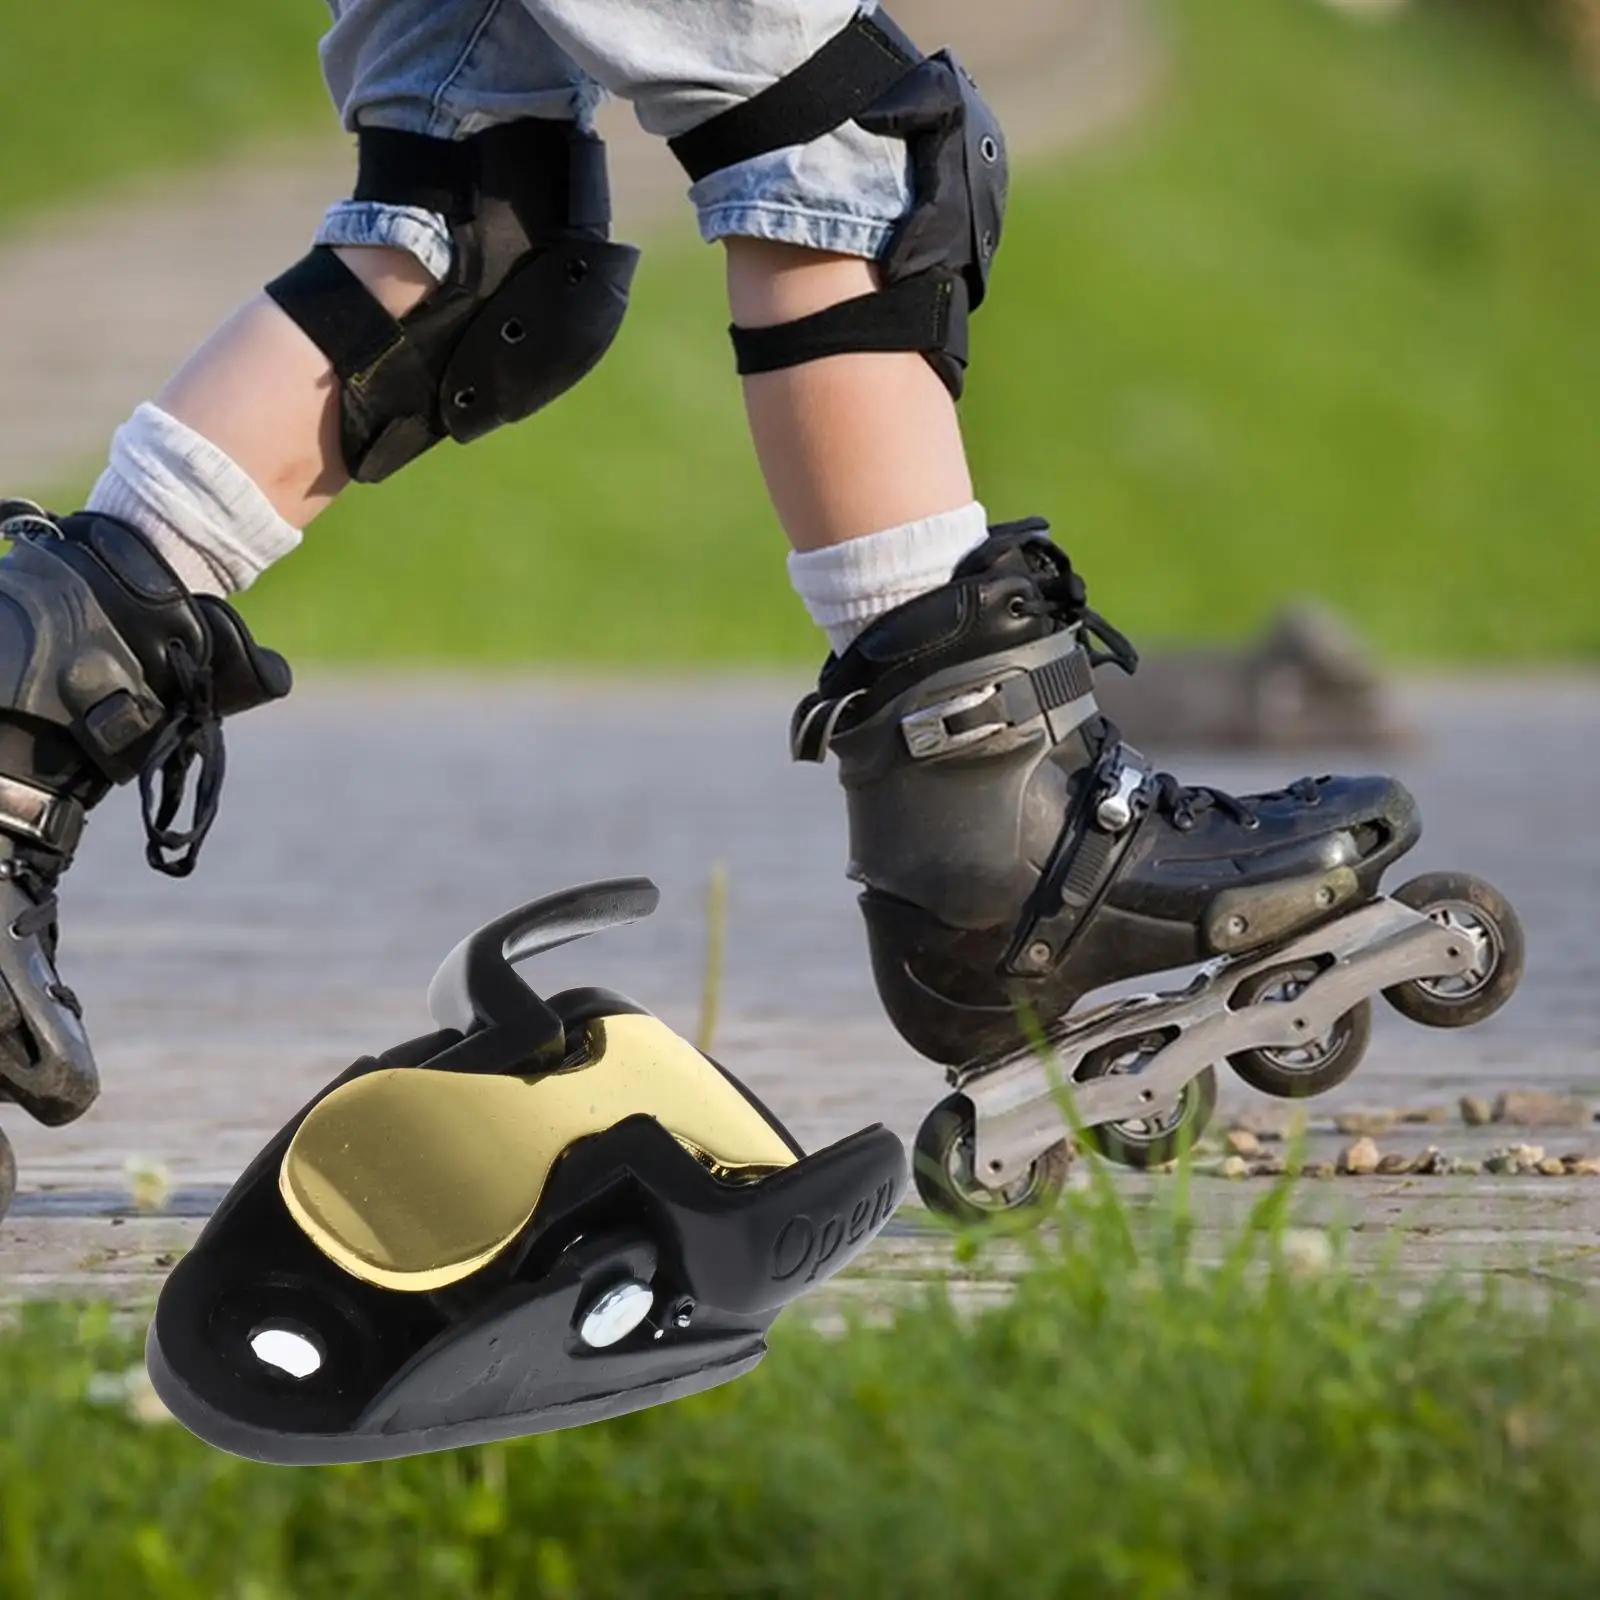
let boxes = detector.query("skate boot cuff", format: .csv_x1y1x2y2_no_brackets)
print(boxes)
0,507,292,876
792,515,1145,766
793,622,1100,764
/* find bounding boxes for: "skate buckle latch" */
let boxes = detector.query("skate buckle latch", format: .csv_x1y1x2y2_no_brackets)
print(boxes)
1095,750,1147,834
0,499,59,542
901,684,1004,758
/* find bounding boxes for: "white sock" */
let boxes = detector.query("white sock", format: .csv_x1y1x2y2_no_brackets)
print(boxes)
85,403,303,597
787,502,991,655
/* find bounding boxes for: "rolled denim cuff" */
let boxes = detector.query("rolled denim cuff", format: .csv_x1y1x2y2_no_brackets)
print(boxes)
694,201,895,259
686,120,911,261
313,200,454,282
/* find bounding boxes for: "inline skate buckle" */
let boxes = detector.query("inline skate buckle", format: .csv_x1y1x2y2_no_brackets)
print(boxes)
1094,750,1148,835
145,878,907,1465
901,683,1006,758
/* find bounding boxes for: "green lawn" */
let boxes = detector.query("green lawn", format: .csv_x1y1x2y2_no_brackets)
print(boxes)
20,1,1600,665
0,2,331,228
4,1181,1600,1598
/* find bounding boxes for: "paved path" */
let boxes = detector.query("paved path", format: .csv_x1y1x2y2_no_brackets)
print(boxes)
0,0,1155,490
1,675,1596,1308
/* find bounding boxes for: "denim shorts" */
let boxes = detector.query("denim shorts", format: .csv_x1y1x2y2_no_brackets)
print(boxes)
314,0,915,278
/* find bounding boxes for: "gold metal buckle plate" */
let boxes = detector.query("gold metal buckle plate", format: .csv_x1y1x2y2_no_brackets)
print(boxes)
279,1013,797,1294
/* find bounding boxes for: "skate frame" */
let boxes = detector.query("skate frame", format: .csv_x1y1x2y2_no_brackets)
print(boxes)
961,897,1474,1189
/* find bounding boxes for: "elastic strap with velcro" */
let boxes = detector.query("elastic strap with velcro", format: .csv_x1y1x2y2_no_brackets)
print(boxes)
352,120,598,229
732,275,962,378
354,128,480,220
265,248,407,385
668,11,919,183
264,248,440,477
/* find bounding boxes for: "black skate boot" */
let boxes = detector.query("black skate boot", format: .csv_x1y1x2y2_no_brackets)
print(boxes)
0,501,291,1217
792,518,1523,1220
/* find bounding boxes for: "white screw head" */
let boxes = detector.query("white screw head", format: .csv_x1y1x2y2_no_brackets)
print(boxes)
578,1280,654,1349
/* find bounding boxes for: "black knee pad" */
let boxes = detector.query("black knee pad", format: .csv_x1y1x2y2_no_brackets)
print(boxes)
266,120,642,483
668,8,1007,401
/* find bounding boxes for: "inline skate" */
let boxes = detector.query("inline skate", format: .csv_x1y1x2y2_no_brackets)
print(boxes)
791,517,1524,1222
0,500,290,1221
147,879,906,1463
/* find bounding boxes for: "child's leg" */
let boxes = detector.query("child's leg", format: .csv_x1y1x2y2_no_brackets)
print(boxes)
525,0,998,649
89,0,605,596
518,4,1425,1106
723,239,974,553
0,2,613,1139
153,245,437,534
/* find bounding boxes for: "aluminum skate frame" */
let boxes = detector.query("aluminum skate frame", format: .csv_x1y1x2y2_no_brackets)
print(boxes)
961,897,1472,1189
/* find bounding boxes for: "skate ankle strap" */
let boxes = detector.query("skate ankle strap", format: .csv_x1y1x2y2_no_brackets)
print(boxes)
0,774,83,858
792,635,1098,764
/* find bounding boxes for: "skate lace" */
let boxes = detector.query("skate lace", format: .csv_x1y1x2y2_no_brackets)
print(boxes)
137,639,225,878
4,499,223,898
1009,550,1325,833
1009,584,1142,677
3,859,83,1017
1101,729,1325,832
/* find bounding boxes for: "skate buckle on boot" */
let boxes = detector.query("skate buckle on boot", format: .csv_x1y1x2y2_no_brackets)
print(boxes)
145,878,907,1466
902,684,1007,757
1094,749,1149,835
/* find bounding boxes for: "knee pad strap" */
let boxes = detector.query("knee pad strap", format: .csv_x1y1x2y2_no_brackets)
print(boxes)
670,9,1007,400
267,120,641,484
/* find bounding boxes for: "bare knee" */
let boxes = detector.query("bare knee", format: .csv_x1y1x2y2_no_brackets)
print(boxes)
723,236,879,329
332,244,437,319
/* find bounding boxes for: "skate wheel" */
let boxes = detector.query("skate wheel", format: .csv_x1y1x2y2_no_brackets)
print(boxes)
1075,1038,1218,1169
1228,964,1373,1099
912,1093,1069,1225
0,1127,14,1223
1383,872,1525,1029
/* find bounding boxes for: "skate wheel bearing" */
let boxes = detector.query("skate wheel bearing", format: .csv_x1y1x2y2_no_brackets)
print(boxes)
1075,1038,1218,1169
1383,871,1524,1030
1228,963,1373,1099
912,1093,1070,1224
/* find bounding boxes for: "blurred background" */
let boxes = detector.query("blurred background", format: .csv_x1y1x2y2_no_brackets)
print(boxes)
1,0,1594,670
1,12,1599,1590
0,0,1592,1230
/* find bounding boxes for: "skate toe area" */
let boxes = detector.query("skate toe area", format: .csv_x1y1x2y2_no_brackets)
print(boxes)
1328,773,1421,849
1240,772,1420,859
145,879,908,1465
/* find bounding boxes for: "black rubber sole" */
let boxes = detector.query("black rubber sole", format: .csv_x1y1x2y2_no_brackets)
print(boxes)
144,1319,765,1466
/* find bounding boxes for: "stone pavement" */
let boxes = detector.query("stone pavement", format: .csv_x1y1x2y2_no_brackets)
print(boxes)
0,0,1155,490
1,674,1596,1309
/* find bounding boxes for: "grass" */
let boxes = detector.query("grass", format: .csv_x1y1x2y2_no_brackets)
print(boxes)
968,0,1600,664
4,1176,1600,1598
0,2,331,229
18,1,1600,665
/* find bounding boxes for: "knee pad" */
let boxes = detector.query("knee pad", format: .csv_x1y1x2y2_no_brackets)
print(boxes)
266,121,642,484
668,8,1008,401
